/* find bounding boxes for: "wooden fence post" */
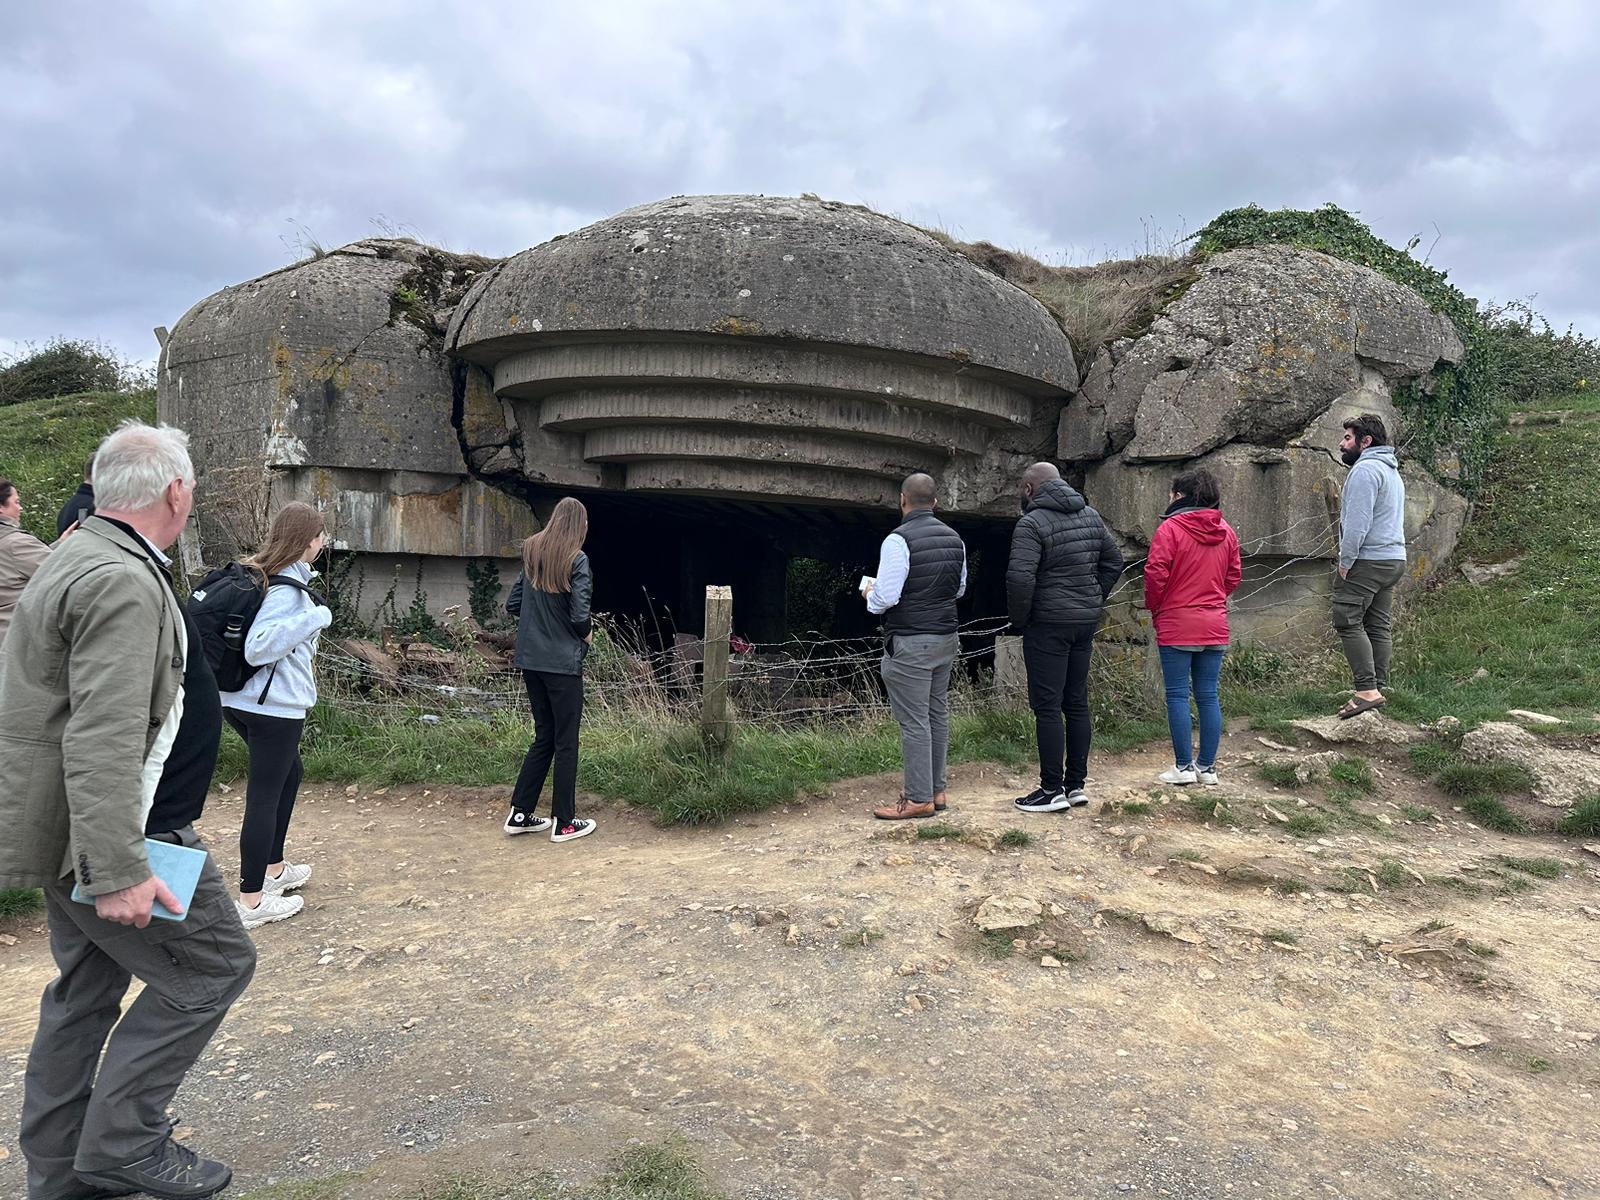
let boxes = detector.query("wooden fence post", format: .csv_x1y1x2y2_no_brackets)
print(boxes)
701,585,733,752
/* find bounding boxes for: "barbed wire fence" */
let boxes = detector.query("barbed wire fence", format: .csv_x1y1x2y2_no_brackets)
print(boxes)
310,512,1348,731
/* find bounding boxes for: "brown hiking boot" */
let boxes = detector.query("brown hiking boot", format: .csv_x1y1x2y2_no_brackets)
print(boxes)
900,790,947,812
874,797,936,820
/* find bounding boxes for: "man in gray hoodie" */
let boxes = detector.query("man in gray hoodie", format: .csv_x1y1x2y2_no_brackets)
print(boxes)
1333,414,1408,718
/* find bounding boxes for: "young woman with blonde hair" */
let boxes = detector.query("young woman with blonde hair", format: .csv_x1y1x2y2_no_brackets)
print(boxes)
503,496,597,843
220,501,332,927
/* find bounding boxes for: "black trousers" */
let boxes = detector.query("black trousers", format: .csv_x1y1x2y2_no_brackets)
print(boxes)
1022,622,1098,792
512,670,584,825
223,709,306,893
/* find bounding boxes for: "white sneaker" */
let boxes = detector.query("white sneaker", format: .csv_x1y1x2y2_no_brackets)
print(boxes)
236,892,303,930
1158,765,1199,785
263,862,311,894
504,809,553,835
1196,767,1220,786
551,819,596,843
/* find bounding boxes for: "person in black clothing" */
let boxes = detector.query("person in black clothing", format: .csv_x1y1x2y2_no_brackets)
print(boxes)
504,496,597,843
56,457,95,537
1006,462,1124,813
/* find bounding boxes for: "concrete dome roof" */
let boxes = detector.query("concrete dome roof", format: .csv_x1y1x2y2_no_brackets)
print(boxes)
448,194,1077,392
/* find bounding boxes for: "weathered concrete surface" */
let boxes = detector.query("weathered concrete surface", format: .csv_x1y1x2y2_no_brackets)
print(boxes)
159,239,539,568
449,195,1076,512
1061,245,1463,465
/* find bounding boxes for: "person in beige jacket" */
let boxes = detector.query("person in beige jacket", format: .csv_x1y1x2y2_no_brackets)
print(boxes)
0,478,53,651
0,422,248,1200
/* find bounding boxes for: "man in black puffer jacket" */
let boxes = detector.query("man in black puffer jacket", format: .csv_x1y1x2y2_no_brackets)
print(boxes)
1006,462,1124,814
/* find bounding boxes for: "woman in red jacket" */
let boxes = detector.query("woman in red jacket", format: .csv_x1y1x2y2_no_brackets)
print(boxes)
1143,468,1242,786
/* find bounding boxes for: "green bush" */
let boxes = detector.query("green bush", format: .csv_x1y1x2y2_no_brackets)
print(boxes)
0,390,155,541
1558,796,1600,838
0,339,136,406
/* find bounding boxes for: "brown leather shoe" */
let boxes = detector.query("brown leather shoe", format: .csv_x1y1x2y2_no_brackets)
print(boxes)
900,790,948,812
875,797,936,820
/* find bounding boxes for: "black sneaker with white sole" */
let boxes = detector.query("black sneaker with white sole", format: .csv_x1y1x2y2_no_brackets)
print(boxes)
551,818,596,843
1013,786,1070,813
504,808,553,835
1063,788,1089,808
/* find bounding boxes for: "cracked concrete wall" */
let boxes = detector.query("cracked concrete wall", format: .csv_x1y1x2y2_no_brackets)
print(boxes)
157,238,540,580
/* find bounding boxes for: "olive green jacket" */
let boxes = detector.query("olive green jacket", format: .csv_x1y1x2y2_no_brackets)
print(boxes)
0,517,185,894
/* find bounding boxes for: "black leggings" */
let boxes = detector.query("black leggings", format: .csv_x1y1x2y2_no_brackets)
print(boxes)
512,670,584,825
223,709,306,893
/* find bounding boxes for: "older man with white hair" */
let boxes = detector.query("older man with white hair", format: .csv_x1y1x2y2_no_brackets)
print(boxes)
0,421,248,1200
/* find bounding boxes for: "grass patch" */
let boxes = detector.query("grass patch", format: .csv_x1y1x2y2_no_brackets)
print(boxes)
0,389,154,542
1273,878,1310,896
0,887,44,919
1527,1057,1554,1074
238,704,1041,826
1284,810,1332,837
976,929,1018,959
915,823,964,841
1256,761,1306,788
1399,804,1436,823
1559,795,1600,837
1436,762,1536,798
840,927,884,949
1264,928,1301,945
1118,801,1154,817
1171,848,1206,862
998,828,1033,849
1496,855,1563,879
1181,793,1235,826
1375,859,1413,888
1407,743,1459,776
1461,794,1531,835
1329,756,1376,793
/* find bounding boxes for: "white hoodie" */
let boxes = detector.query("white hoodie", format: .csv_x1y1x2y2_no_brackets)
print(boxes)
218,560,332,720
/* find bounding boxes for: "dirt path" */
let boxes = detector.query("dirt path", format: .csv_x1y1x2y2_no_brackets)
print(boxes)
2,731,1597,1199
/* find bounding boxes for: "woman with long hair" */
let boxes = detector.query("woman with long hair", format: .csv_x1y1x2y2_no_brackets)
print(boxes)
221,501,332,928
504,496,597,843
1143,468,1242,787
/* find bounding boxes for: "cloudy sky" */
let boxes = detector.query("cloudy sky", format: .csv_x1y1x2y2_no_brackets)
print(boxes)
4,0,1597,367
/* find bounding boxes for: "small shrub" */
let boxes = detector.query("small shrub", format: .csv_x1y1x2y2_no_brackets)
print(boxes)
1527,1057,1554,1074
1462,794,1530,834
998,829,1033,849
1257,761,1304,788
1375,859,1412,888
0,338,131,405
1437,762,1536,798
1558,795,1600,837
1330,757,1376,793
1273,878,1310,896
1496,855,1563,880
1264,928,1300,945
1399,804,1435,823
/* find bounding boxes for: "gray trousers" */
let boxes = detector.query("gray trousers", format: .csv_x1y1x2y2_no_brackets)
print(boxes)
21,829,256,1199
1331,558,1408,691
880,632,959,805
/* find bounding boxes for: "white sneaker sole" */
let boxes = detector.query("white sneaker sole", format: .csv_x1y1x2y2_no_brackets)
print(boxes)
551,824,596,843
504,817,553,835
237,899,303,930
1015,798,1071,814
264,869,311,894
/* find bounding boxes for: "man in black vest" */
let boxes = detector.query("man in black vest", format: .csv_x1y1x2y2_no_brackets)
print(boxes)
1006,462,1124,813
56,456,96,537
863,473,967,820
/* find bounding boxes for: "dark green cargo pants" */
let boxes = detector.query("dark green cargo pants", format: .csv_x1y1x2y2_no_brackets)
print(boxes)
1331,558,1408,691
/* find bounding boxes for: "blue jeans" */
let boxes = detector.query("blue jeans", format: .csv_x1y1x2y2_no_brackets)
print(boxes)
1158,646,1225,769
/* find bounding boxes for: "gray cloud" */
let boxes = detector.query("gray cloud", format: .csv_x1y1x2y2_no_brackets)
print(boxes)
3,0,1596,367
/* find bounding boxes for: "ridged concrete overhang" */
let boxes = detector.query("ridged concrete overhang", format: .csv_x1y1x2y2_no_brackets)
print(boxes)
447,195,1079,509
